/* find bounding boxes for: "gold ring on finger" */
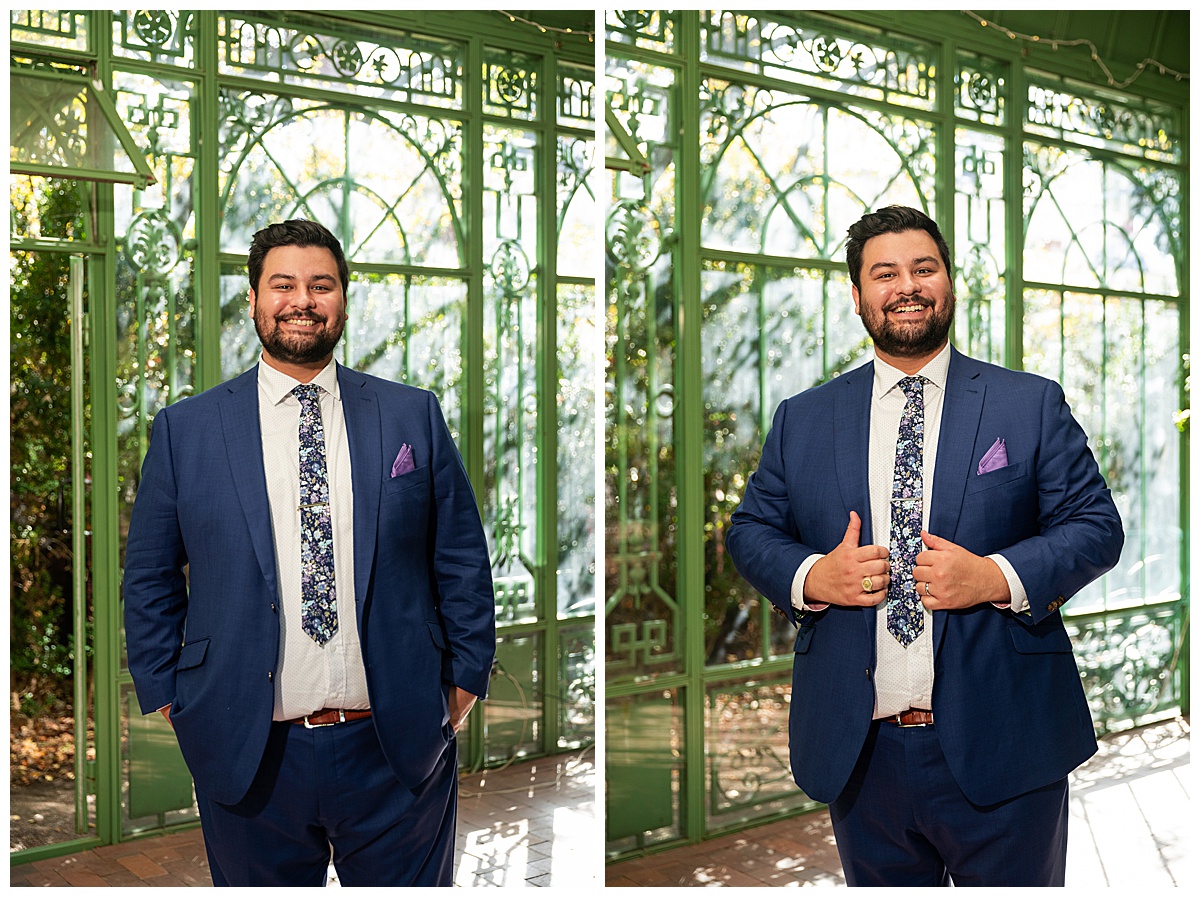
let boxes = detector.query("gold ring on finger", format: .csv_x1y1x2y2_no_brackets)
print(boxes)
862,576,873,592
924,582,931,596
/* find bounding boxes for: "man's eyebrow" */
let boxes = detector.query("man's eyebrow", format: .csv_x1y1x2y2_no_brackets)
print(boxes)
265,272,336,282
867,255,940,274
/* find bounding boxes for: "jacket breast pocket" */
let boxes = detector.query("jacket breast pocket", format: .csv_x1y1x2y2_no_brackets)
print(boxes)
383,464,430,496
964,459,1028,496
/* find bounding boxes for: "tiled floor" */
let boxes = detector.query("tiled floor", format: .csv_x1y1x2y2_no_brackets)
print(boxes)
9,748,597,887
606,716,1190,888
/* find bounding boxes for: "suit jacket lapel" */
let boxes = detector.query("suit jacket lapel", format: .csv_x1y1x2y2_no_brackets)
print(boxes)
337,365,381,620
930,348,985,652
835,362,876,639
219,366,279,596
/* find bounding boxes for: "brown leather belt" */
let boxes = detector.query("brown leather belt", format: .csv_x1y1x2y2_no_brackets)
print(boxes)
289,709,372,729
883,709,933,728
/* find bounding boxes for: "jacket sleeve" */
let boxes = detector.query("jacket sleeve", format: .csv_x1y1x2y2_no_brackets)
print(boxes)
122,407,190,714
997,380,1124,624
426,391,497,698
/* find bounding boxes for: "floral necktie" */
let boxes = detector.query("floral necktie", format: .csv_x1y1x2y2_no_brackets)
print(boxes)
887,376,927,647
294,384,337,646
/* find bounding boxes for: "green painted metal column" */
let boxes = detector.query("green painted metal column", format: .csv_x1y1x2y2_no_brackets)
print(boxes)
536,47,562,753
675,10,708,843
194,10,222,393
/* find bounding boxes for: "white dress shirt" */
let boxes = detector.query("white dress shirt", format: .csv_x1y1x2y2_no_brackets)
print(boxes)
257,357,371,720
790,344,1028,717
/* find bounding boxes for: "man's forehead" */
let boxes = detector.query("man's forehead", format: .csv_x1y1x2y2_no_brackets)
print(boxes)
862,229,939,261
261,244,340,274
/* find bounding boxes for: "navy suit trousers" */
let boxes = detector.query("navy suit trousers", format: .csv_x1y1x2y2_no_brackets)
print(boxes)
195,717,458,886
828,720,1068,886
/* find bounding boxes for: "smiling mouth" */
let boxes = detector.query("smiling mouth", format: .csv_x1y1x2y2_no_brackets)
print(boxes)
279,317,323,327
888,303,929,315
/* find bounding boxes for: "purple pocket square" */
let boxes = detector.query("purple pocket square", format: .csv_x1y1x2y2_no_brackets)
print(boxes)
977,438,1008,475
391,444,415,478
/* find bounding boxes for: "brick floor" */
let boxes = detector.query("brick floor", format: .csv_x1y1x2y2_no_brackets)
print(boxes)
606,716,1190,887
9,749,597,888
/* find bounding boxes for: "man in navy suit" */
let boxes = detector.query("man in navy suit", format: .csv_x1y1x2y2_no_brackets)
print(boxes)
726,206,1123,886
124,219,496,886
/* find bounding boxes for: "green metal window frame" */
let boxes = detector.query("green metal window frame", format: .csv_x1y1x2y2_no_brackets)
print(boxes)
604,9,1188,860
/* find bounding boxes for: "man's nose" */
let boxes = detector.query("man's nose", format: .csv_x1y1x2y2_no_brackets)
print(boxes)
292,288,317,307
894,270,920,295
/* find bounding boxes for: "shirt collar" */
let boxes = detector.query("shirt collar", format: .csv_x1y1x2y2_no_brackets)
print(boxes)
872,342,951,399
257,355,342,406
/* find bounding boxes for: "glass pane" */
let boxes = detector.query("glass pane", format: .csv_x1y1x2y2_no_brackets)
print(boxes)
955,51,1006,126
483,125,539,626
11,9,90,52
557,283,596,618
954,129,1006,364
700,10,936,110
1142,301,1181,603
605,57,681,681
606,690,684,851
1026,74,1180,163
484,633,544,764
706,678,815,829
1024,142,1179,296
113,10,194,66
702,261,868,666
558,136,596,279
10,242,96,850
1102,296,1144,609
484,48,539,121
559,626,595,749
9,72,143,181
219,96,464,270
347,273,467,435
605,10,676,53
557,61,595,130
700,82,934,259
217,13,464,108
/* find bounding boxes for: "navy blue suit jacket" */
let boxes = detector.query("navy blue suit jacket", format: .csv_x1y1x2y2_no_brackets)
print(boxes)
123,364,496,805
726,348,1123,807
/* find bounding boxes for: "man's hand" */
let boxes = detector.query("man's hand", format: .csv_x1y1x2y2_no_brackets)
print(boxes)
159,705,174,729
804,512,890,607
913,531,1009,609
448,686,478,733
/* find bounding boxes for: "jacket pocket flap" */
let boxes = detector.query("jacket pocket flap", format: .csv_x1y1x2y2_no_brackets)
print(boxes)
177,638,209,671
426,620,448,650
794,623,815,654
1008,621,1072,654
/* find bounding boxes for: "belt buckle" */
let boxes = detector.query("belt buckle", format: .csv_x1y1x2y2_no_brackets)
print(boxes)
895,711,929,728
303,709,345,729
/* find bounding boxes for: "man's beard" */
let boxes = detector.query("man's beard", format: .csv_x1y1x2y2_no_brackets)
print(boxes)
859,290,955,358
254,306,345,365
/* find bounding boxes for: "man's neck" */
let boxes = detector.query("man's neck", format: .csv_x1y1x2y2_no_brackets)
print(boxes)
259,351,333,384
873,341,948,376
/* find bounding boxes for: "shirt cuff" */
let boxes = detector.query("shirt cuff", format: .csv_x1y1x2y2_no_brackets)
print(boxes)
988,553,1029,613
791,554,829,612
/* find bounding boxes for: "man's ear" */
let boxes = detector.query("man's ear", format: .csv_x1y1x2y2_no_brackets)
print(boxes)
851,284,861,315
248,288,257,317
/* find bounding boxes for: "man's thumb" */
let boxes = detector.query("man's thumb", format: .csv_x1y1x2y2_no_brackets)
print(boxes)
842,511,862,547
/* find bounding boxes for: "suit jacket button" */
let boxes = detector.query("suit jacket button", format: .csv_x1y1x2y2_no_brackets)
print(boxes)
267,671,273,681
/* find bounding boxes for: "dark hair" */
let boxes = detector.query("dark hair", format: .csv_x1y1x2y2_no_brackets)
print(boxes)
247,219,350,295
845,205,952,291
